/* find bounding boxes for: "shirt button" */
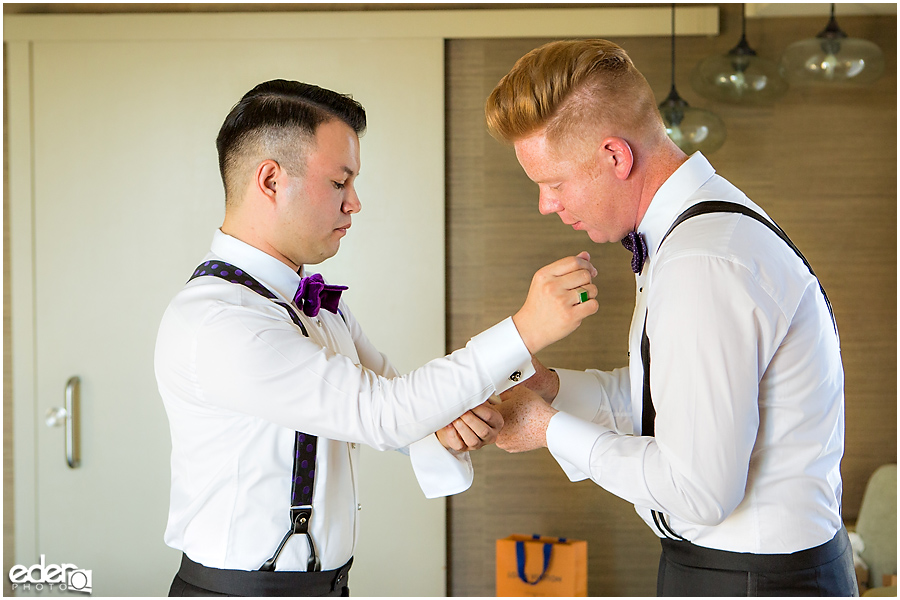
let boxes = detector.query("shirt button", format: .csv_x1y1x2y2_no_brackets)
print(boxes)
509,371,522,382
316,319,323,327
350,443,358,449
357,504,362,511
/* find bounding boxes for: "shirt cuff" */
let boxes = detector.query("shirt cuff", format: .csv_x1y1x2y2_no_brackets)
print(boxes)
467,317,535,394
408,433,474,499
551,368,606,420
546,411,610,483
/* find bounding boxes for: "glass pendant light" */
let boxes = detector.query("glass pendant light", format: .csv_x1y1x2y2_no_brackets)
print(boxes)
779,3,885,85
659,4,726,154
690,4,788,104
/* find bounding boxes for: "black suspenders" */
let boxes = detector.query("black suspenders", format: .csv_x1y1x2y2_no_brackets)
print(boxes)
640,201,837,540
189,261,322,572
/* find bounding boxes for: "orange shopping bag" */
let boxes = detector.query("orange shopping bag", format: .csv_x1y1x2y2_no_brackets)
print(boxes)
496,534,588,596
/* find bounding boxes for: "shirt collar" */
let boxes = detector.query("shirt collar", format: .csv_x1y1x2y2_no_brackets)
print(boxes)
209,229,303,302
638,152,717,262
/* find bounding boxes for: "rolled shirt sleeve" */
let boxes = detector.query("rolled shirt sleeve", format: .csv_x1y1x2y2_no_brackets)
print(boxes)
347,313,533,497
404,318,535,497
408,434,474,498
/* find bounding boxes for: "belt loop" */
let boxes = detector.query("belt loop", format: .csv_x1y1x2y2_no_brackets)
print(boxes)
331,558,353,593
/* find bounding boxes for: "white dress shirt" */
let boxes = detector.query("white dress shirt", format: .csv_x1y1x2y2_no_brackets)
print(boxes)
155,231,534,571
546,153,845,554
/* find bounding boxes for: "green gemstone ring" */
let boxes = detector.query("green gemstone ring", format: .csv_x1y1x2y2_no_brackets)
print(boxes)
578,289,589,303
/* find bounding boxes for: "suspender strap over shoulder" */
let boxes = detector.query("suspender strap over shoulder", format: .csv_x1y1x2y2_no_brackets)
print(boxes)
641,200,837,437
190,261,309,336
189,261,321,572
639,201,836,541
658,201,835,329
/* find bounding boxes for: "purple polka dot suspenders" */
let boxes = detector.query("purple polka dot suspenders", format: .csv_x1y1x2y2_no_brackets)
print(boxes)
190,261,309,336
189,261,322,572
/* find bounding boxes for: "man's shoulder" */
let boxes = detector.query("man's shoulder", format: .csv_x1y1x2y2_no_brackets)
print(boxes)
161,275,289,335
652,208,819,313
657,199,792,264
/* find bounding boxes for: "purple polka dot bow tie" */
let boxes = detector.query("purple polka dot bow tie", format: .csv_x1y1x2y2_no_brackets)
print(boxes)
622,231,648,274
294,273,348,317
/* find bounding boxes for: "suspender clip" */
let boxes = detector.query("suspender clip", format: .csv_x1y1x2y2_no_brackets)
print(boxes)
259,506,321,572
291,506,312,534
290,506,321,572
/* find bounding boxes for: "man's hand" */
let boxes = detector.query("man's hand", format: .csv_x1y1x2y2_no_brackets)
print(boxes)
436,401,504,452
512,251,599,354
495,386,558,453
521,355,560,402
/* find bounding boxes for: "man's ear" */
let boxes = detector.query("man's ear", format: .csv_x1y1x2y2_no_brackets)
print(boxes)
255,159,281,202
601,137,633,180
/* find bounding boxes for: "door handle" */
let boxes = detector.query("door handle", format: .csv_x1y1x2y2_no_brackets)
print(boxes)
45,376,81,468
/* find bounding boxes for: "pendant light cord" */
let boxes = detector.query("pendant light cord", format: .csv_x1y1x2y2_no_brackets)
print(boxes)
732,3,756,56
669,3,676,93
664,2,682,103
819,2,847,39
741,3,747,39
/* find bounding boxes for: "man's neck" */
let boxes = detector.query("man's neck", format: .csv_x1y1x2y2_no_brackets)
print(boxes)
221,215,302,274
633,142,689,230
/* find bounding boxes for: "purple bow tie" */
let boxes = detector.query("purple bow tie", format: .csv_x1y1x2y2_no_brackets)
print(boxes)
622,231,648,274
294,273,348,317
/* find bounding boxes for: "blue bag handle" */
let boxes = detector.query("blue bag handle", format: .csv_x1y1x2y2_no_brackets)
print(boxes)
515,534,566,585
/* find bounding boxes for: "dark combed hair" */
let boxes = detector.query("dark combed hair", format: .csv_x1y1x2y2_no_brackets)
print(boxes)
216,79,367,200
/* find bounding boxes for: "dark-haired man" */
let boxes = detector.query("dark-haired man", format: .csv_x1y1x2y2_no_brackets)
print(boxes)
155,79,599,596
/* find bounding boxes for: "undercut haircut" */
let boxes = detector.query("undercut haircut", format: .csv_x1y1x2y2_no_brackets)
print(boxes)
216,79,367,204
485,39,665,157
